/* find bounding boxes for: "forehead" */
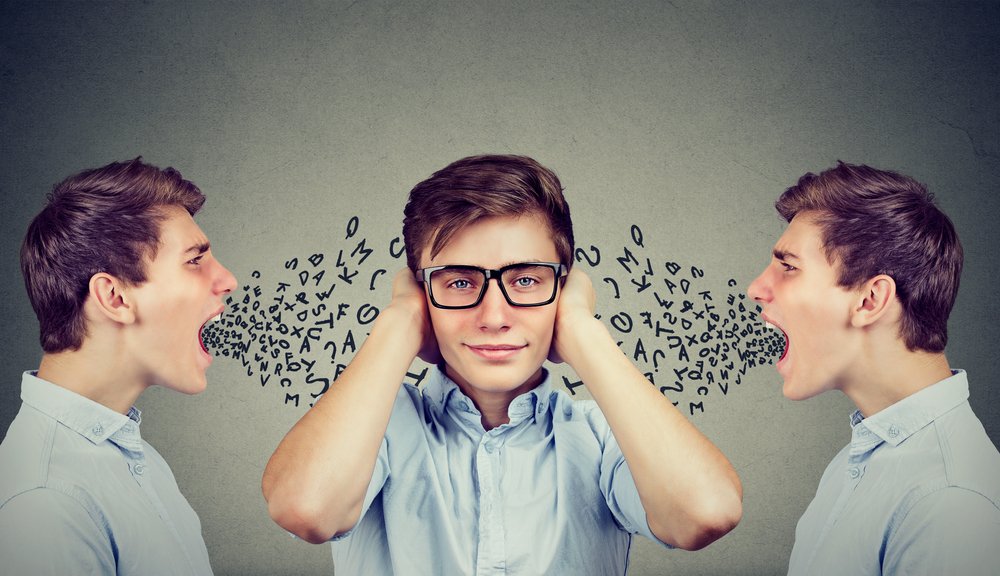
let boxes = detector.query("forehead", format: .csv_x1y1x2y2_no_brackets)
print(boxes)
423,214,558,268
776,213,829,262
149,206,208,259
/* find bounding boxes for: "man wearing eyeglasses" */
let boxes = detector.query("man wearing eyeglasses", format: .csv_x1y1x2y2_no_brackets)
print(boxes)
262,155,743,575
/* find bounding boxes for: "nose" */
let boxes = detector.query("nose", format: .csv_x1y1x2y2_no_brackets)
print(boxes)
215,261,238,295
476,277,512,330
746,268,770,304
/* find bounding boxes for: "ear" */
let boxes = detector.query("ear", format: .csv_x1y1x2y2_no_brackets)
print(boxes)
850,274,896,328
88,273,136,325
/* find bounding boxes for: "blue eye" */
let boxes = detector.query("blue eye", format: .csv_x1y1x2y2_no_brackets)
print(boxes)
514,276,538,287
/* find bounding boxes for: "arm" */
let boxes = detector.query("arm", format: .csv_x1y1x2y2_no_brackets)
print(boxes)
550,268,743,550
262,269,436,543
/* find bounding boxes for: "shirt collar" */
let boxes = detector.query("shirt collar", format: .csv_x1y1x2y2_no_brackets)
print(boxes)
20,371,144,452
423,365,552,426
849,369,968,452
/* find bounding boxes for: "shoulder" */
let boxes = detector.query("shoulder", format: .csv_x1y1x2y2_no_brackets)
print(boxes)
547,390,614,442
1,403,123,510
1,403,57,504
381,382,435,436
927,403,1000,502
1,484,102,522
881,402,1000,520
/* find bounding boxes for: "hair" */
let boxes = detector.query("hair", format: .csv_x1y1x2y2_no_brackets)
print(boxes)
776,161,962,352
402,154,574,271
21,157,206,353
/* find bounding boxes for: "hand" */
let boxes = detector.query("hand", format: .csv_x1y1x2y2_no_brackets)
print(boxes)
387,268,441,365
548,267,597,365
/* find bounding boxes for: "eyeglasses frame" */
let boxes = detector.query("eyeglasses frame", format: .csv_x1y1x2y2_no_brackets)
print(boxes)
414,262,568,310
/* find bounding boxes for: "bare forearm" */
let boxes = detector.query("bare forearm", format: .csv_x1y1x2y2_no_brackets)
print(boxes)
262,306,420,542
562,316,742,549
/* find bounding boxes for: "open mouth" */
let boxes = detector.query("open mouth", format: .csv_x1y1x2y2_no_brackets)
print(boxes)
199,311,224,355
763,319,789,362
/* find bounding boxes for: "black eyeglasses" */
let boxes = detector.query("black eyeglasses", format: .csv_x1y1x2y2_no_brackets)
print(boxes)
415,262,568,310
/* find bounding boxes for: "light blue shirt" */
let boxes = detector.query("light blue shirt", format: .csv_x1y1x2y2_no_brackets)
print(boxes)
787,370,1000,575
0,372,214,575
332,367,670,575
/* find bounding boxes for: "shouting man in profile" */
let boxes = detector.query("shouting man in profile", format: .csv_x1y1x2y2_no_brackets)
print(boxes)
748,162,1000,575
0,158,236,575
263,154,743,575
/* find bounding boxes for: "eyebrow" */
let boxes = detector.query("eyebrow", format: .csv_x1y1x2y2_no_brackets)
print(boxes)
773,249,799,262
184,242,211,256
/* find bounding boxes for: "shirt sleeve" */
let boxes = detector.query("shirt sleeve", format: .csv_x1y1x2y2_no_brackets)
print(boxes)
328,436,390,542
0,488,116,573
330,385,423,541
884,486,1000,575
594,410,674,549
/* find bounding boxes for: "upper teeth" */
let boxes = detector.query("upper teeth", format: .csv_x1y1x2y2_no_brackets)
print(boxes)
210,313,222,323
764,321,778,331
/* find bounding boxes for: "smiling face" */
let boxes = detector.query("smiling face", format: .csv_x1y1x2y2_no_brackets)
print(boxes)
122,206,236,395
421,214,560,405
747,213,864,400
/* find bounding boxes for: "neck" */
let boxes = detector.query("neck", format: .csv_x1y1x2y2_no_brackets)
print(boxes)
445,365,545,431
37,340,146,415
841,341,952,418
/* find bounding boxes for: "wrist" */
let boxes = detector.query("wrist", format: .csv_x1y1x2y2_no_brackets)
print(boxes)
555,314,605,363
373,305,425,357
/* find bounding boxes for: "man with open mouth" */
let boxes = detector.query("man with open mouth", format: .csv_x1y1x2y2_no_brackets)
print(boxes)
263,154,743,575
748,161,1000,575
0,158,236,575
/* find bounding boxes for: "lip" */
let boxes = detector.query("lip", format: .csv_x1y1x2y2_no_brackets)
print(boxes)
465,343,526,361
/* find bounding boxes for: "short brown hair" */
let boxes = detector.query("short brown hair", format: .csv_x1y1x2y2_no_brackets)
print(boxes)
776,161,962,352
402,154,574,271
21,157,205,353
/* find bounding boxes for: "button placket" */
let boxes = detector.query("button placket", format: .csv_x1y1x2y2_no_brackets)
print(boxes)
475,431,506,575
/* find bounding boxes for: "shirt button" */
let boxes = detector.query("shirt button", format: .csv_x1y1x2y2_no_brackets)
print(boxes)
484,442,495,454
134,463,145,475
92,424,104,436
848,467,860,479
888,425,900,438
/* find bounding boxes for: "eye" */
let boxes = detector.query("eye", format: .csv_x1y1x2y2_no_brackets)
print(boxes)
780,261,797,273
513,276,539,287
449,278,472,290
187,255,205,266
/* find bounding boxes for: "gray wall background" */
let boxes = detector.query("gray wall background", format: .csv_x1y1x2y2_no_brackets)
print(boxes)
2,2,998,575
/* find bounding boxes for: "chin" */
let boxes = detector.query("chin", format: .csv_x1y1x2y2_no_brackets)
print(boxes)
449,362,544,393
173,374,209,396
781,378,823,402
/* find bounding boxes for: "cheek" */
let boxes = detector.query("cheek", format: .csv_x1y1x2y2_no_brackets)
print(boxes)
427,309,464,348
794,297,850,348
529,308,557,344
